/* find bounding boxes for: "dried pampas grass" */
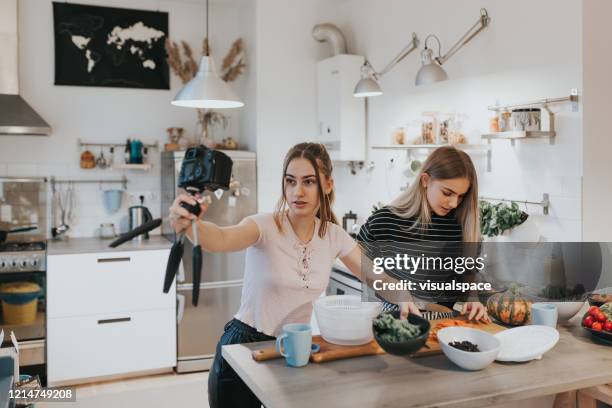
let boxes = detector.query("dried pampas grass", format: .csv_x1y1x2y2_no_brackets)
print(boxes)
165,36,245,84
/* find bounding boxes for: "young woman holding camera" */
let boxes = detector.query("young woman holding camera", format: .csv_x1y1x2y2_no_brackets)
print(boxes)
170,142,371,408
357,146,489,322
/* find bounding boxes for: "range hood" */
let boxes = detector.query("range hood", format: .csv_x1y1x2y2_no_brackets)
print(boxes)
0,0,51,136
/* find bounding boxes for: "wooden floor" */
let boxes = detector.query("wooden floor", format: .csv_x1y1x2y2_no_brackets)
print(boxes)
38,371,209,408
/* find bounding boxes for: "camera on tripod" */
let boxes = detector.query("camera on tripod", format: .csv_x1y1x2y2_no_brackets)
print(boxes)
178,146,233,194
163,146,234,306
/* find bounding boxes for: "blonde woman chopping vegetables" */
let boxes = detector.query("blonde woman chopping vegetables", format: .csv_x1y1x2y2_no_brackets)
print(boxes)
358,146,490,322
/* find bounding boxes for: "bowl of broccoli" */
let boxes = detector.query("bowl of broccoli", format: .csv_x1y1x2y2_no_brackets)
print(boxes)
372,311,430,356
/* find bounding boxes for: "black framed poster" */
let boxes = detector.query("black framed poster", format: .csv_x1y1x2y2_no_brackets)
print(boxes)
53,2,169,89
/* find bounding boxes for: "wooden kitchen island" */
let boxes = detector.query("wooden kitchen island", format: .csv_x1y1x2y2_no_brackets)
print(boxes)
222,321,612,408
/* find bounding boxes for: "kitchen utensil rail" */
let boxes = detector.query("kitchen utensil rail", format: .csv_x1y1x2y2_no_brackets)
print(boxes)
479,193,550,215
78,138,159,150
487,92,578,112
50,176,128,191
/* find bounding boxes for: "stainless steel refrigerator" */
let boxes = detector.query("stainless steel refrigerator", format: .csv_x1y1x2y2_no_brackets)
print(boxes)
161,150,257,372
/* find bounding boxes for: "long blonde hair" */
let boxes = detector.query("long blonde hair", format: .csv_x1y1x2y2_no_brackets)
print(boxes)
273,142,339,238
389,146,480,242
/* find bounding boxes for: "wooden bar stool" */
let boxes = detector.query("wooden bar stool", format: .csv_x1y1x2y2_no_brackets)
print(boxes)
577,384,612,408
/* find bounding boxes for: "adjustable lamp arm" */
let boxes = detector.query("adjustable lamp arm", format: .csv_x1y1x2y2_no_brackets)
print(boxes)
430,8,490,65
364,32,419,79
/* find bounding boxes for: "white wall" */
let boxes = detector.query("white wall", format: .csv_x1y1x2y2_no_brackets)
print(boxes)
0,0,250,237
254,0,342,212
327,0,583,242
253,0,583,241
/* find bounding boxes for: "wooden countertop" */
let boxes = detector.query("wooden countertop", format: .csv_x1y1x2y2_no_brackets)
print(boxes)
47,235,172,255
222,319,612,408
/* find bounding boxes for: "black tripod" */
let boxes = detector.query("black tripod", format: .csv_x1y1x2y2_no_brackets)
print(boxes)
163,200,204,306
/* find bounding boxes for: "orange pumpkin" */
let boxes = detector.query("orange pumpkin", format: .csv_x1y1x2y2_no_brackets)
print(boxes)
486,288,532,326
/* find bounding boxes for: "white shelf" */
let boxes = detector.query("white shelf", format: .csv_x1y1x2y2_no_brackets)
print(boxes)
371,144,491,172
371,144,490,150
112,163,153,171
482,131,556,146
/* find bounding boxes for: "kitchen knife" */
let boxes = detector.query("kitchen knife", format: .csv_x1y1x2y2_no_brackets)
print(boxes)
422,311,458,320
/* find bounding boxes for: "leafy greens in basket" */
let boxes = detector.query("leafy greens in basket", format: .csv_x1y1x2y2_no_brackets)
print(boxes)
373,313,421,342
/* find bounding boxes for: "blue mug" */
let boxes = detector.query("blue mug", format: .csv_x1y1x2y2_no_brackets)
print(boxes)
531,303,558,327
276,323,318,367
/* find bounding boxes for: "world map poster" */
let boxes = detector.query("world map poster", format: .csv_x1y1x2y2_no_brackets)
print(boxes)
53,2,169,89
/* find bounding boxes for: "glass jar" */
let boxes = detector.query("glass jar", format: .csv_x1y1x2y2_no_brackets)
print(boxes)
99,223,116,239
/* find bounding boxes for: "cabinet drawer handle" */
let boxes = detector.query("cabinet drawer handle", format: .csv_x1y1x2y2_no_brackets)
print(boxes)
97,257,131,263
98,317,131,325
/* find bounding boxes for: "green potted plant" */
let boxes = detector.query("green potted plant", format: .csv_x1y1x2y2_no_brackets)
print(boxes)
480,201,528,238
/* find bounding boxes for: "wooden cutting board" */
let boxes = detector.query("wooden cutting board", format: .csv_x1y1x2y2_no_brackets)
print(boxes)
252,316,507,363
252,335,385,363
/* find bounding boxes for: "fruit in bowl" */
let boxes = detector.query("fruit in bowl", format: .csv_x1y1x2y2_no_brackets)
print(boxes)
581,303,612,343
437,326,501,370
372,311,430,356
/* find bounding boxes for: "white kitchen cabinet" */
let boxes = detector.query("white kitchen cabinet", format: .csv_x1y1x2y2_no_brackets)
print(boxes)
47,309,175,384
47,250,173,318
316,54,366,162
46,249,176,385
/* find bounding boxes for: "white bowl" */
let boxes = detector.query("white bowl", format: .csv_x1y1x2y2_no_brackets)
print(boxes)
314,295,382,346
551,301,585,322
437,327,501,371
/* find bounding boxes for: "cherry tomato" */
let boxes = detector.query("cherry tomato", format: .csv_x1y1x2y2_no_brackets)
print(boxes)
592,322,603,332
596,312,607,322
589,306,600,317
583,315,595,328
605,320,612,332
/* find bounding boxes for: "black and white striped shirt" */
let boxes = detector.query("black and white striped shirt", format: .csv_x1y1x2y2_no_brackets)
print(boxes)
357,207,467,303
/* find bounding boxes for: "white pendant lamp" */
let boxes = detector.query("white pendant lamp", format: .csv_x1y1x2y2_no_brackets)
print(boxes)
171,0,244,109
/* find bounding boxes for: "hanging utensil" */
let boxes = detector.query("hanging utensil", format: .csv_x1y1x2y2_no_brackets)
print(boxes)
53,187,70,238
96,148,108,169
0,225,38,244
67,182,77,224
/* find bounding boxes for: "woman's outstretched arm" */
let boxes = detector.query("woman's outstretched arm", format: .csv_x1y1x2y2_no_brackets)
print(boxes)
169,193,260,253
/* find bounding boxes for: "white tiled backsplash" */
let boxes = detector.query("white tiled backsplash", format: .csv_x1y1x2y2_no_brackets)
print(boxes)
2,162,163,239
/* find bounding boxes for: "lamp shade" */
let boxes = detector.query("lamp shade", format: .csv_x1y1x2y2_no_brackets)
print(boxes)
171,56,244,109
415,48,448,86
353,76,383,97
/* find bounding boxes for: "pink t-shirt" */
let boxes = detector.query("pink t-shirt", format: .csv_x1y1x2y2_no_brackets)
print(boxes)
234,212,357,336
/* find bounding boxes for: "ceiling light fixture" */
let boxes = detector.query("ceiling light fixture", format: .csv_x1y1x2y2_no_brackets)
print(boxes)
171,0,244,109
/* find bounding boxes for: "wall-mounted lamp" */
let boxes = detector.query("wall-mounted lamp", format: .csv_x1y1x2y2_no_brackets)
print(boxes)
353,33,419,98
415,8,491,86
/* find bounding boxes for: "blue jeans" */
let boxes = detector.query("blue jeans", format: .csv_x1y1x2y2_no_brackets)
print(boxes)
208,319,275,408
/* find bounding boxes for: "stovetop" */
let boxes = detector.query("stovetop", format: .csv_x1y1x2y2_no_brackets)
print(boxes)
0,241,46,252
0,241,46,273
